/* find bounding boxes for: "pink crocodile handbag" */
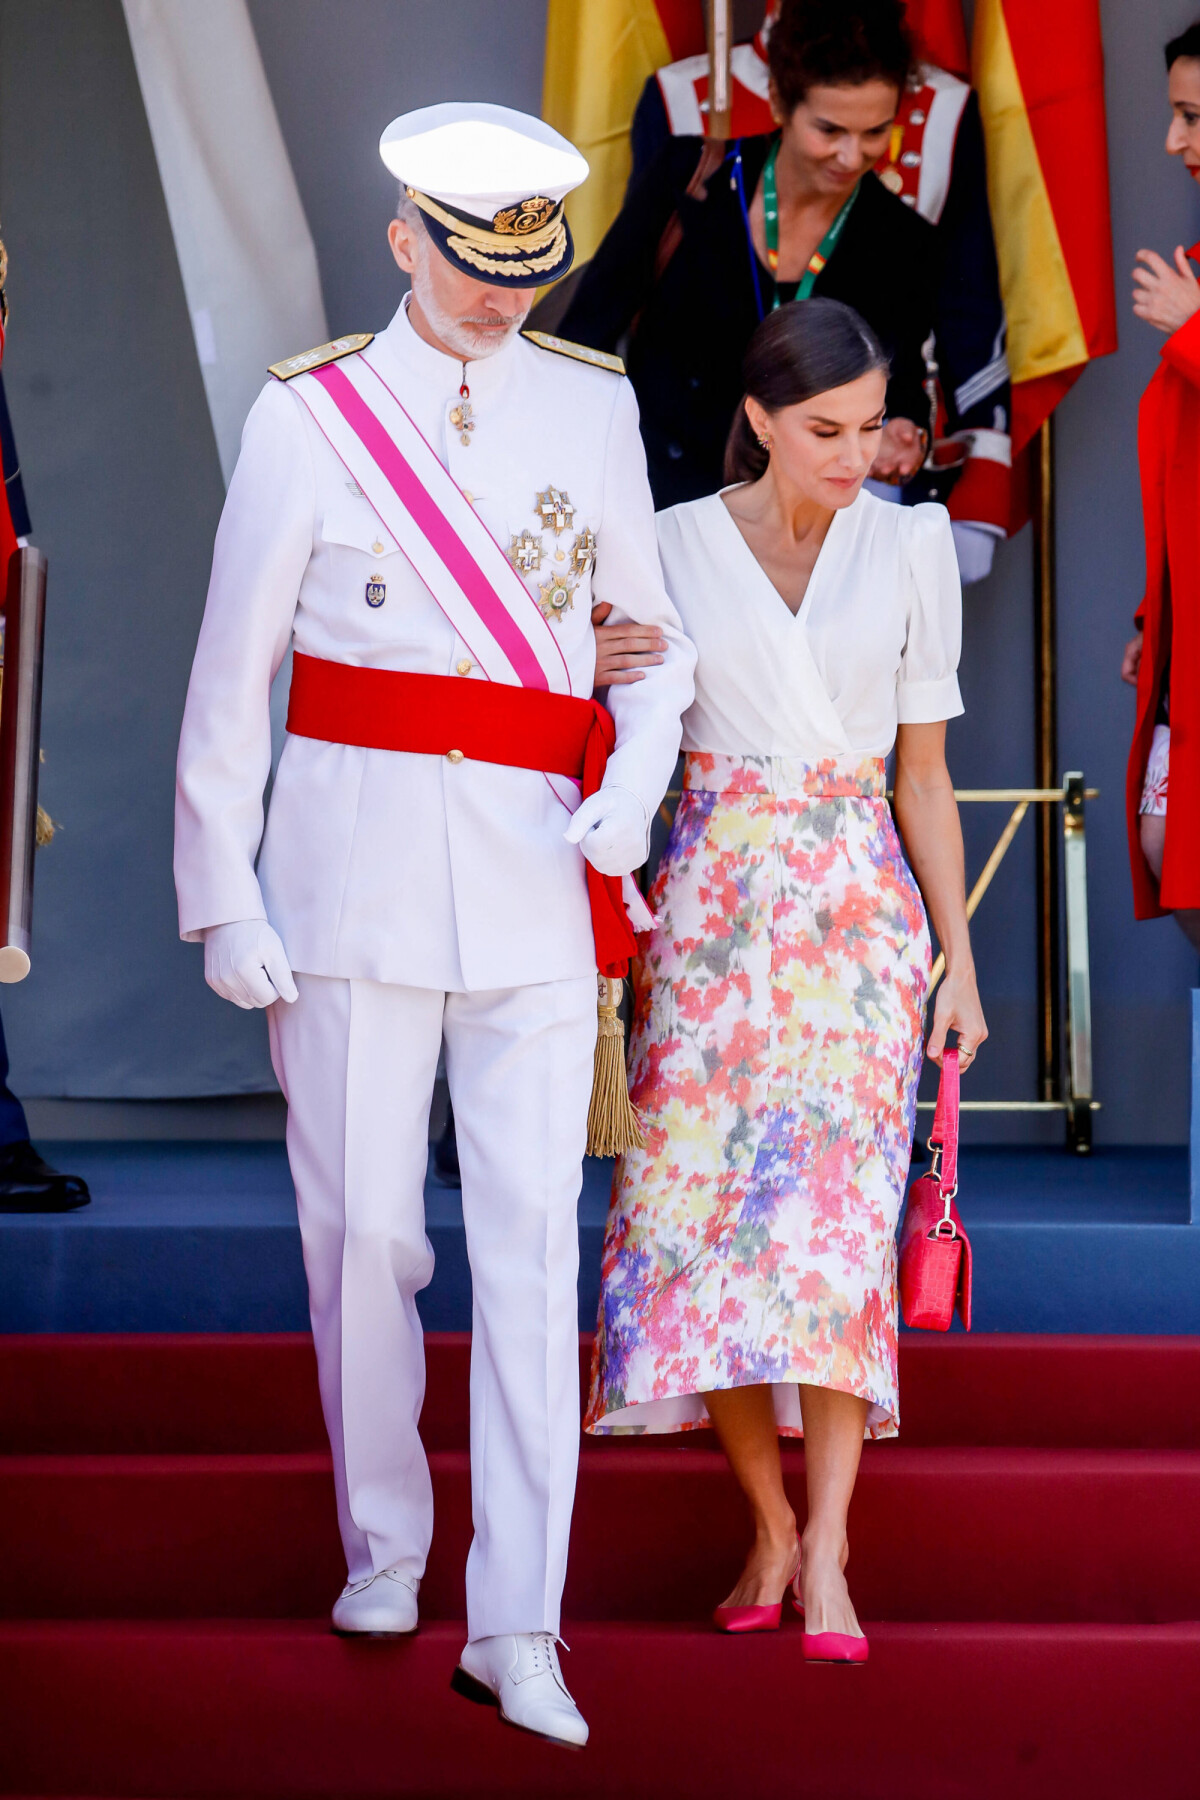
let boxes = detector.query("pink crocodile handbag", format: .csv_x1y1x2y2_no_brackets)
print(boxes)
899,1047,972,1331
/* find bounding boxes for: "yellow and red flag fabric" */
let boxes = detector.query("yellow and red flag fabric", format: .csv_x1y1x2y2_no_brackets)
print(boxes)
543,2,971,262
907,0,969,80
971,0,1117,458
542,0,705,266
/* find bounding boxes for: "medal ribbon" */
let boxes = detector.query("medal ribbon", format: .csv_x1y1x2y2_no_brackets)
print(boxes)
761,136,860,307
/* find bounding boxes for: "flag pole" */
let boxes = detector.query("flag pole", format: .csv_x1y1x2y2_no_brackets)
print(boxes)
707,0,732,138
1032,416,1061,1103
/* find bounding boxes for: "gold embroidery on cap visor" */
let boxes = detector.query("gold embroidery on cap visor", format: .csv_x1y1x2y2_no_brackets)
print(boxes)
445,226,568,277
407,188,569,278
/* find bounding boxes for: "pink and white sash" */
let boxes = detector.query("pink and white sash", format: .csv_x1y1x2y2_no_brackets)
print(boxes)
287,350,573,698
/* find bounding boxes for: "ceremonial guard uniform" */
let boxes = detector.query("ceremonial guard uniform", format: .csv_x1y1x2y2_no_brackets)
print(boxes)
585,14,1012,569
175,105,694,1747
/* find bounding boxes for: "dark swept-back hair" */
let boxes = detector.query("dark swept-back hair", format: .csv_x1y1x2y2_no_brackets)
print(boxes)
1166,22,1200,69
768,0,915,117
724,298,890,485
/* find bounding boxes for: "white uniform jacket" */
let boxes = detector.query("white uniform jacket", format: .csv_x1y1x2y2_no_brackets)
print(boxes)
175,300,696,992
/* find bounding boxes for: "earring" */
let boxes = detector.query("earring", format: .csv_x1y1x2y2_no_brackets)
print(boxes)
757,434,771,450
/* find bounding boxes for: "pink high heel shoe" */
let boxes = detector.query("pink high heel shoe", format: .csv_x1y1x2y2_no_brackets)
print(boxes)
793,1555,869,1661
713,1538,802,1634
802,1631,869,1664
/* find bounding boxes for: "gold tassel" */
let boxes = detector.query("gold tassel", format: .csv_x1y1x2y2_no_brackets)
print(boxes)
586,973,646,1158
34,805,55,848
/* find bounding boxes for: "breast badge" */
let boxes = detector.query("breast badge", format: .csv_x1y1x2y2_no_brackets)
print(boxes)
506,490,594,625
538,572,577,620
536,486,575,535
365,574,386,608
570,528,596,577
508,530,543,574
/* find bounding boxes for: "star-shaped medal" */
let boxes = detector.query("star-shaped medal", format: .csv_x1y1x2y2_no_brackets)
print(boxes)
508,530,543,574
538,571,577,621
535,486,575,535
570,527,597,577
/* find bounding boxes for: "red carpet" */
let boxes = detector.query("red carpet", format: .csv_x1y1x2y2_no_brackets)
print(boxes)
2,1333,1198,1797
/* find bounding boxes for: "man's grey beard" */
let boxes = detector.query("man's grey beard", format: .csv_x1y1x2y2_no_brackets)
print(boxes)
410,251,529,359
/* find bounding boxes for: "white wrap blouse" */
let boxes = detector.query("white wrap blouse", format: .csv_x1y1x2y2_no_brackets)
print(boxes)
656,487,964,757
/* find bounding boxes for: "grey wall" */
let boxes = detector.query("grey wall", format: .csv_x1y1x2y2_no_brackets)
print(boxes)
0,0,1196,1139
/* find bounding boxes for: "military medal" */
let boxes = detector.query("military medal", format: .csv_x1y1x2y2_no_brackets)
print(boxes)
538,571,576,621
508,529,543,574
536,486,575,535
449,396,475,446
365,573,386,608
570,527,596,577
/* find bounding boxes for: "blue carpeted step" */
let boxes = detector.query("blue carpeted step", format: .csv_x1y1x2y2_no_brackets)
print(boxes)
2,1142,1199,1333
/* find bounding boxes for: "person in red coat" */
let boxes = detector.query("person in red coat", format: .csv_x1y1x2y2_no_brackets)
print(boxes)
1124,24,1200,946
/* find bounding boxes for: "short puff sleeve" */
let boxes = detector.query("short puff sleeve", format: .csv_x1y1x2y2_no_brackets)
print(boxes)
897,502,965,724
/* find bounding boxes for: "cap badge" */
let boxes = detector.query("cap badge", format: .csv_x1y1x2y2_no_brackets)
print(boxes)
365,574,386,608
493,196,556,236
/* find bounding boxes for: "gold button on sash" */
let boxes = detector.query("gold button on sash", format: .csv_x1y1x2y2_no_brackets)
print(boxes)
446,748,465,764
456,659,473,676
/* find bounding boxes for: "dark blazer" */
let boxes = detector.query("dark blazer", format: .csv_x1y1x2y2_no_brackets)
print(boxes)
559,136,939,511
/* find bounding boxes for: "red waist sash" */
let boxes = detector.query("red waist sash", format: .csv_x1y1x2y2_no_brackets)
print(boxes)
286,652,637,977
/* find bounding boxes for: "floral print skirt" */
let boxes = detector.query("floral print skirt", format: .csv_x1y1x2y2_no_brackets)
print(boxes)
585,752,931,1442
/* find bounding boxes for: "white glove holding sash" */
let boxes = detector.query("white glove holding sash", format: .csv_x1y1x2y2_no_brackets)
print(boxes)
203,919,299,1009
564,785,649,878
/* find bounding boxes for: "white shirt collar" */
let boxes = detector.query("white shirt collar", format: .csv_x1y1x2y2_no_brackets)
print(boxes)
373,294,518,402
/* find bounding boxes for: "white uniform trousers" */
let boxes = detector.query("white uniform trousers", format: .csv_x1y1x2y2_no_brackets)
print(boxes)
268,971,596,1640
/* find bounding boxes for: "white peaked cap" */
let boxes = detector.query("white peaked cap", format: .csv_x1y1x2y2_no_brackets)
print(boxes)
379,103,588,223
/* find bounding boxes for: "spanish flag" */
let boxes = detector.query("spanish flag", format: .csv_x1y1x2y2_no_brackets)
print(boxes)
542,1,705,266
972,0,1117,456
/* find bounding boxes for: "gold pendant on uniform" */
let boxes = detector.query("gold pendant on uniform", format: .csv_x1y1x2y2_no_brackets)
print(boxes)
449,396,475,447
538,570,577,620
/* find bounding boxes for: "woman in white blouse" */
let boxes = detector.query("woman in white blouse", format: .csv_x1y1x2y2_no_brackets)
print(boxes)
586,299,986,1662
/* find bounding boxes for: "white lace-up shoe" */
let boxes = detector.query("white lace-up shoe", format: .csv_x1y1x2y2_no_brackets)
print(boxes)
452,1632,589,1748
330,1568,419,1636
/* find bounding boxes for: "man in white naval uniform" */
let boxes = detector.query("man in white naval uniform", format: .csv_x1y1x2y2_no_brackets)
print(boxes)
174,105,694,1748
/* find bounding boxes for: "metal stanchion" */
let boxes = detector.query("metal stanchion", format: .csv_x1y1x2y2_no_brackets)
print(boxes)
1033,417,1061,1104
1062,772,1094,1150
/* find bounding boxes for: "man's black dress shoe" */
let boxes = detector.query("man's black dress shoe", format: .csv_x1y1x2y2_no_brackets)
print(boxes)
0,1139,91,1212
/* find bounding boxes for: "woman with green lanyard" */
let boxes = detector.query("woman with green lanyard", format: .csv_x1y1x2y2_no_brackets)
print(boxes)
559,0,935,517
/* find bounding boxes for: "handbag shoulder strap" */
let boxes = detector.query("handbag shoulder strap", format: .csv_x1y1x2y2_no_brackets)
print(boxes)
930,1046,960,1198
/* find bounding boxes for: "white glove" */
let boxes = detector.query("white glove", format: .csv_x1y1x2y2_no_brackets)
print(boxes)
563,784,649,877
951,521,1000,585
203,919,298,1009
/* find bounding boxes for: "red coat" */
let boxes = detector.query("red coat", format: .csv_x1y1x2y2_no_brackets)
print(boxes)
1126,280,1200,917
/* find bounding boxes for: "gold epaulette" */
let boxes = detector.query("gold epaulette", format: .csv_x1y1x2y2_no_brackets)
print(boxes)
521,330,625,376
269,333,374,381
